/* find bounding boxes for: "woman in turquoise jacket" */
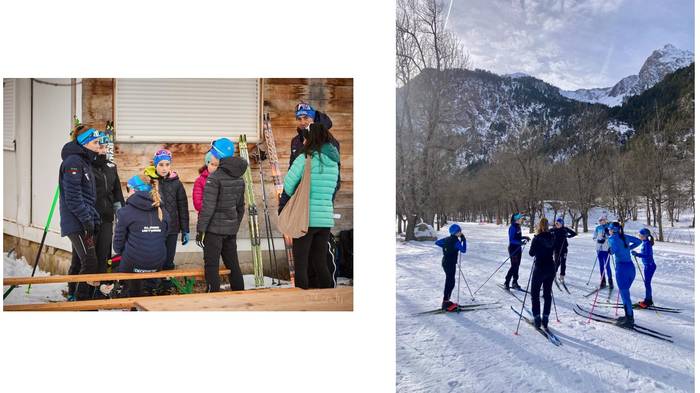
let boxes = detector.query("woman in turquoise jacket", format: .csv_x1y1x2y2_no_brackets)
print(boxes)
280,122,340,289
607,222,642,328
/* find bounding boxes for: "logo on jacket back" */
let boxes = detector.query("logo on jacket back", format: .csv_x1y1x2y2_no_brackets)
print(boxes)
142,226,162,233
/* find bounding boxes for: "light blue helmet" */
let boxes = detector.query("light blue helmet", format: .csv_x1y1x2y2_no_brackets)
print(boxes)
210,138,235,159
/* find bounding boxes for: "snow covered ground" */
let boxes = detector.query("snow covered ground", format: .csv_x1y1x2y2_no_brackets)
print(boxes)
397,221,694,393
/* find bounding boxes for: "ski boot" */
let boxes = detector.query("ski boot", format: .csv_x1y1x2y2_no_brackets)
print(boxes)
542,314,549,330
638,299,653,309
511,281,522,290
442,300,454,311
608,278,614,289
533,314,542,329
558,275,565,284
503,280,510,289
615,309,634,329
600,278,607,289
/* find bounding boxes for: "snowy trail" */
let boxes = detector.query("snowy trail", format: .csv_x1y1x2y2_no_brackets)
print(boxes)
397,222,694,393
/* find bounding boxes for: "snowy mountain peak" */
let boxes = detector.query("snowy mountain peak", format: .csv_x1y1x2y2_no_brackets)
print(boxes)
504,72,530,79
561,44,694,107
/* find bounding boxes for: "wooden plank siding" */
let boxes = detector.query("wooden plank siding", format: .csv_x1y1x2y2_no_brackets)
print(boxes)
78,78,353,277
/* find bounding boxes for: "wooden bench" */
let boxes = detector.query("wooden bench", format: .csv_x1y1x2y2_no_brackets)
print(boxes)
3,268,232,286
3,287,353,312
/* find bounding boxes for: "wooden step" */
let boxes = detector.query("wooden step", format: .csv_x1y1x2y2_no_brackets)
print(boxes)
3,268,231,286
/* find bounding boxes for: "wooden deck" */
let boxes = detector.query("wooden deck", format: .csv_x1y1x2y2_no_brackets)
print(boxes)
3,287,353,312
3,268,231,286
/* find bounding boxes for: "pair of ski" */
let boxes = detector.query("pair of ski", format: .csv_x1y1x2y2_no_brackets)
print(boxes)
592,302,681,314
511,306,562,346
573,305,673,343
415,302,500,316
553,279,571,294
583,285,615,298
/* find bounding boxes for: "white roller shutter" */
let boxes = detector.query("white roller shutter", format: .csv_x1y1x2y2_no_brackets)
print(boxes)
3,78,15,151
115,78,259,143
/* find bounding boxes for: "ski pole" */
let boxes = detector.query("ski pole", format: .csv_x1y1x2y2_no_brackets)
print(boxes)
514,259,535,335
586,254,598,286
587,253,612,323
458,255,475,301
257,147,279,285
4,184,60,299
551,288,560,323
473,246,524,296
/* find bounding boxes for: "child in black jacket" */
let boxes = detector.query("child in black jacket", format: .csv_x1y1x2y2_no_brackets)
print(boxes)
196,138,248,292
113,175,169,297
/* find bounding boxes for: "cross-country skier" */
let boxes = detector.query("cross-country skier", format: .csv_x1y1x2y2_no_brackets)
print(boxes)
504,213,530,289
289,102,341,287
196,138,247,292
144,149,190,294
607,221,642,328
631,228,656,308
279,122,340,289
113,175,169,297
593,215,614,289
435,224,467,311
58,125,104,300
529,218,556,329
193,151,219,215
550,217,576,284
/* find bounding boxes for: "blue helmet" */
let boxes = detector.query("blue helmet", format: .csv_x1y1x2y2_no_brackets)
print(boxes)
609,222,622,234
210,138,235,159
448,224,462,235
639,228,652,237
555,217,565,226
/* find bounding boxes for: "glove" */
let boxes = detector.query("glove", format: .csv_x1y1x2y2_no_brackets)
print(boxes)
632,251,640,257
181,231,190,246
523,236,531,241
521,239,528,245
597,238,605,244
196,232,205,248
113,202,122,214
459,234,466,242
82,221,95,236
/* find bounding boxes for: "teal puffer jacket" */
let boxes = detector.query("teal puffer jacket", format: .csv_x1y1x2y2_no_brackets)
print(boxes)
283,143,340,228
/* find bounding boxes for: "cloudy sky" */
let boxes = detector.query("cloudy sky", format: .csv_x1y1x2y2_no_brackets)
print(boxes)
447,0,694,90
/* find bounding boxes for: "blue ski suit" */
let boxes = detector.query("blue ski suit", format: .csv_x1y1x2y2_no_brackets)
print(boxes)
435,235,467,301
505,223,529,285
632,239,656,302
608,234,642,315
594,224,613,282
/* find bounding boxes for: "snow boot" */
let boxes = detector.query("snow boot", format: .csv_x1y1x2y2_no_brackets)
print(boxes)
542,314,549,330
638,299,653,308
511,282,522,290
533,314,542,329
600,278,607,289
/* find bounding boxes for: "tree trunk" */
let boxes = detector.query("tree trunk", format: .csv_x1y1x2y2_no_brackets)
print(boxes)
646,196,651,226
405,214,418,241
397,214,403,234
654,199,664,242
582,208,589,233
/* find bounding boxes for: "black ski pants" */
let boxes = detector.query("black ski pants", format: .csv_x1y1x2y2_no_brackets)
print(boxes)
531,267,555,318
442,258,457,301
203,233,244,292
554,248,567,277
66,231,99,300
293,227,333,289
505,245,522,285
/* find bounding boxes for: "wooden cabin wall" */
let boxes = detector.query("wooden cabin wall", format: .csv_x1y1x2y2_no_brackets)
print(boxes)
80,78,352,277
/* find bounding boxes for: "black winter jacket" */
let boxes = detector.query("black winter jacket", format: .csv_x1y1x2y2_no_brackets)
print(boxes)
196,156,248,235
58,141,100,236
549,226,577,253
529,231,556,272
113,191,169,270
156,171,189,235
92,155,125,223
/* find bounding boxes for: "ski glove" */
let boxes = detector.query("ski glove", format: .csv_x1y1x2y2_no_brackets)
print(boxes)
181,231,190,246
113,202,122,214
196,232,205,248
631,251,640,257
459,234,466,242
